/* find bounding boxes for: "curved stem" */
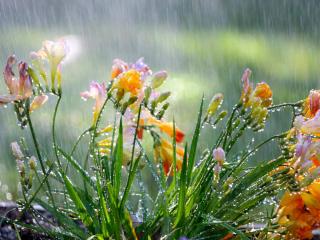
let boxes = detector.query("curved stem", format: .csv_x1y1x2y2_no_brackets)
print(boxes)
233,133,286,172
267,100,303,110
70,128,93,157
26,103,55,207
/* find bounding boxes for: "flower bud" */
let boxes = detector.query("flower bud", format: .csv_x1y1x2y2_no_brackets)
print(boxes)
16,160,25,179
29,156,37,171
98,124,113,134
151,71,167,89
207,93,223,117
156,92,171,103
11,142,24,159
144,86,152,102
212,147,225,165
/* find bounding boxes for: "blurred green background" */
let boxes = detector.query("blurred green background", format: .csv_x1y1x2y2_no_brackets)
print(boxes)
1,0,320,199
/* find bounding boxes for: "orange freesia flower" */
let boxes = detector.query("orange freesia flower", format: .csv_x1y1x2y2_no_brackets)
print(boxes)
111,58,128,79
148,117,185,143
154,139,184,176
304,90,320,118
240,68,272,108
116,69,142,96
278,180,320,239
253,82,272,99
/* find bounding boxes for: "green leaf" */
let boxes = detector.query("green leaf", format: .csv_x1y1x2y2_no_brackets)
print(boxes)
106,182,121,240
174,144,188,228
58,147,95,187
62,173,94,227
187,97,204,186
96,174,112,237
35,198,88,239
120,154,142,210
221,157,285,204
113,117,123,197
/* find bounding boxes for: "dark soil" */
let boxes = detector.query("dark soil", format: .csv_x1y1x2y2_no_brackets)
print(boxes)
0,202,55,240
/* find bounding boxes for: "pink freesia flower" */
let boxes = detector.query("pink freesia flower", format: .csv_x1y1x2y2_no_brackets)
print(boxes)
29,94,49,112
81,81,106,125
0,56,33,105
295,134,312,158
301,110,320,136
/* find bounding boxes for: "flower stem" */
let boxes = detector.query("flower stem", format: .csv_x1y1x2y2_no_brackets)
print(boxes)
267,100,303,110
52,95,62,169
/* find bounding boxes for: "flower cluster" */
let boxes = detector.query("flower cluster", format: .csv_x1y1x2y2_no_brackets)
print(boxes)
240,68,272,130
276,89,320,239
278,181,320,239
81,58,185,175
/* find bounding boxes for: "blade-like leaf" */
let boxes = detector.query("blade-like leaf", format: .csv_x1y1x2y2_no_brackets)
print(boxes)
62,173,94,228
113,117,123,197
174,144,188,227
187,97,204,186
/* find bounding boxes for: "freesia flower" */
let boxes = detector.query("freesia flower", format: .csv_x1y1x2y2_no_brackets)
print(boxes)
32,39,68,92
304,90,320,118
117,69,143,96
239,68,272,130
147,117,185,143
301,110,320,136
29,95,49,112
81,81,106,125
154,138,184,176
110,58,152,98
253,82,272,107
278,181,320,239
0,56,33,105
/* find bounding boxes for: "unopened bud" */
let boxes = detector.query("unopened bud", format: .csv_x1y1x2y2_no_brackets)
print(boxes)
162,102,170,110
156,92,171,103
11,142,24,159
116,89,125,103
127,96,138,105
17,160,25,179
144,87,152,102
232,119,241,129
151,71,167,89
29,156,37,171
98,125,113,134
212,147,225,165
207,93,223,117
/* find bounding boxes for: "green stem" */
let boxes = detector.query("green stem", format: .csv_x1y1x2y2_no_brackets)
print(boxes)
26,106,55,205
70,128,93,157
231,133,286,174
219,103,241,149
52,96,62,168
267,100,303,110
